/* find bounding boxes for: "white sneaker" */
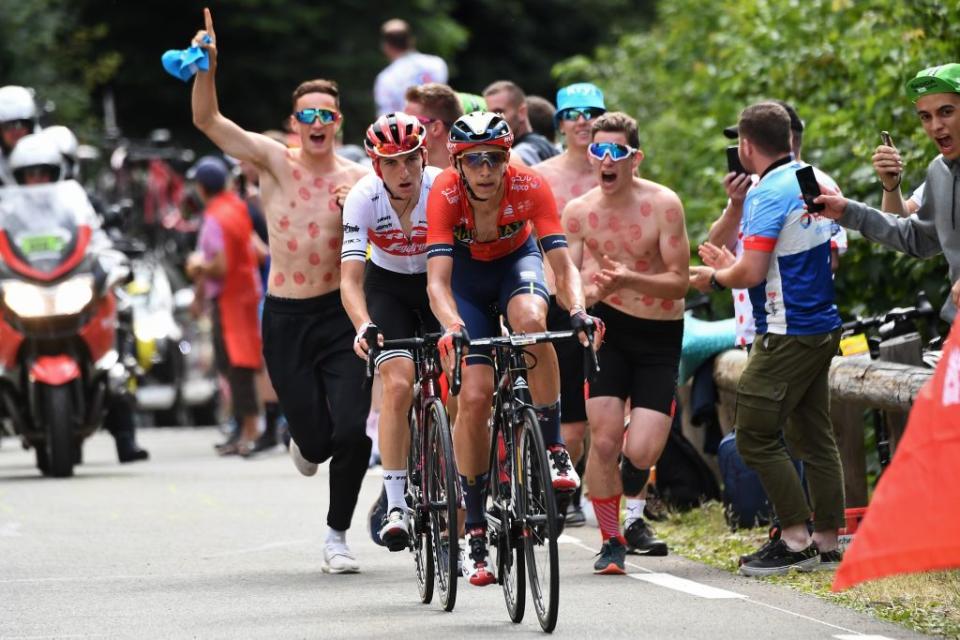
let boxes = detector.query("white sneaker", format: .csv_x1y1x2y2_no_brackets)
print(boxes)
378,507,411,552
322,542,360,574
290,439,318,477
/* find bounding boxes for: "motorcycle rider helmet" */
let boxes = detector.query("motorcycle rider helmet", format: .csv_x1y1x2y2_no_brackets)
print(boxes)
9,132,62,185
41,126,79,180
0,85,37,124
446,111,513,157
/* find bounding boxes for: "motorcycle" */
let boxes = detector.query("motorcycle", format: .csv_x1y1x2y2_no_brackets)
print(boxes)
0,181,131,477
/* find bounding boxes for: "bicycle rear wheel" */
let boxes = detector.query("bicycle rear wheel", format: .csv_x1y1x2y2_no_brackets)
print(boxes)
407,405,434,604
426,399,458,611
488,423,525,623
520,407,560,632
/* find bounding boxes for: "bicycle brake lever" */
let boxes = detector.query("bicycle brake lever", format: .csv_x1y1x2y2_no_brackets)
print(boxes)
583,328,600,383
450,335,465,396
364,324,381,380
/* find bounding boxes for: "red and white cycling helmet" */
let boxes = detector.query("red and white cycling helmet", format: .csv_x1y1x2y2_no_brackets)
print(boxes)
446,111,513,157
364,112,426,160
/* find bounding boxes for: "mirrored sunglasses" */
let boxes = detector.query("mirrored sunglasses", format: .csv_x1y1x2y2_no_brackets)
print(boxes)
461,151,509,168
294,108,340,125
558,107,605,122
372,134,424,158
587,142,636,162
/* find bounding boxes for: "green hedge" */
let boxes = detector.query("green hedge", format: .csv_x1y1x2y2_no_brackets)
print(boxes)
555,0,960,319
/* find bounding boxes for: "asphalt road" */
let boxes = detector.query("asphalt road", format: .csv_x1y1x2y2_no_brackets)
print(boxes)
0,427,925,639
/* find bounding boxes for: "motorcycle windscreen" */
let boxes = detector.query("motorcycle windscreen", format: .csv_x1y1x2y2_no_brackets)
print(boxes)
0,181,95,276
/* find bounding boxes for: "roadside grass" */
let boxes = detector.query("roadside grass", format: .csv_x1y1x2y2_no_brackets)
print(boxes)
654,502,960,638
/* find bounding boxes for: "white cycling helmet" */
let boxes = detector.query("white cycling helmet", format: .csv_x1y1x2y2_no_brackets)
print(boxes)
9,132,62,184
0,85,37,123
41,125,79,179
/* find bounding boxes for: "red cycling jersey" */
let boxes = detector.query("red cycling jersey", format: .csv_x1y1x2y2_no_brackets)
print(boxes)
425,164,566,262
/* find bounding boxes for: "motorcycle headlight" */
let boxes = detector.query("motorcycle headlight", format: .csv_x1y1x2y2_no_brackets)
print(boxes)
2,275,95,319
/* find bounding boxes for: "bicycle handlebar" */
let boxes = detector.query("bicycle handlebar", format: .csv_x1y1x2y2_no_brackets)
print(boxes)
468,328,600,383
364,331,466,396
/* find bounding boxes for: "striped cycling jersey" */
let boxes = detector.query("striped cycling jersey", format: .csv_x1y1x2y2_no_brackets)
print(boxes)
425,164,567,262
741,160,842,336
340,166,441,275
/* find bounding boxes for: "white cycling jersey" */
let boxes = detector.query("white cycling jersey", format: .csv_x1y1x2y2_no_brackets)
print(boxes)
341,166,440,275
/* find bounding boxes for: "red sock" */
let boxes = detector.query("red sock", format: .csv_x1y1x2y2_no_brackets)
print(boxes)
591,494,622,543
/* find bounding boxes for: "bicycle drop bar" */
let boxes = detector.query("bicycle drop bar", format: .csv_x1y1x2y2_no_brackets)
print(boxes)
468,329,600,383
365,332,466,396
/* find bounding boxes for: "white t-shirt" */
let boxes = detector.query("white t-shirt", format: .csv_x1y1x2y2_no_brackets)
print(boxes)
374,52,448,116
341,166,441,274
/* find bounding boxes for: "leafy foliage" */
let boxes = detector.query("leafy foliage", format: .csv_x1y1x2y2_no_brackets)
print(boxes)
555,0,960,318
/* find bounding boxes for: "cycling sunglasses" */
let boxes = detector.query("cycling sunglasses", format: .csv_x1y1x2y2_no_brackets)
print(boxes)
371,133,424,158
294,108,341,125
587,141,636,162
557,107,605,122
460,150,509,169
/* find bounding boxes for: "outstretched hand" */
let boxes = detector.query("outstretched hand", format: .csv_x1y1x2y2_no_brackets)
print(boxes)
192,7,218,70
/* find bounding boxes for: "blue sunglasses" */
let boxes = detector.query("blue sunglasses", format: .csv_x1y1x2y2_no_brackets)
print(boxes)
588,142,636,162
558,107,605,122
294,108,340,125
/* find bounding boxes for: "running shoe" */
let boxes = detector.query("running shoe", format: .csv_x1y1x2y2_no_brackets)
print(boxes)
594,537,627,575
322,542,360,574
547,445,580,492
289,439,318,477
738,539,819,577
463,527,496,586
378,507,411,552
624,518,668,556
738,525,781,566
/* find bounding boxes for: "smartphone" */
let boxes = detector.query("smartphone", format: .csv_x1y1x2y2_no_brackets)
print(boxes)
726,146,747,175
795,165,824,213
880,130,893,147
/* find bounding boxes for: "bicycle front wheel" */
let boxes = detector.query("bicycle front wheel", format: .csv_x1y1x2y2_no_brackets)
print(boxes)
408,404,434,604
488,422,525,624
426,398,458,612
520,407,560,632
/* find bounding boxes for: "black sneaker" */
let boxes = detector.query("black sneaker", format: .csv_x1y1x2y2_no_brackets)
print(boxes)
624,519,668,556
738,539,819,577
593,537,627,575
367,487,388,547
739,525,781,567
242,430,278,457
565,502,586,528
815,548,843,571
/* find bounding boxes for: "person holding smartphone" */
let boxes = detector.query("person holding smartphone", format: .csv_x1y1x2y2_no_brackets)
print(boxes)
817,63,960,322
872,131,926,217
691,101,845,577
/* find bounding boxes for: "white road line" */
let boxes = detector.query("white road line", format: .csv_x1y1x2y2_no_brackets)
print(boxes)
741,593,864,635
630,572,746,599
202,538,312,559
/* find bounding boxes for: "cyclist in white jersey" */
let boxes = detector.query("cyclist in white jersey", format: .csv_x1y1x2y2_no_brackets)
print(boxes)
340,112,441,550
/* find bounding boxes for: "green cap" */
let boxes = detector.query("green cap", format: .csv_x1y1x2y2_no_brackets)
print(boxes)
457,92,486,115
905,63,960,102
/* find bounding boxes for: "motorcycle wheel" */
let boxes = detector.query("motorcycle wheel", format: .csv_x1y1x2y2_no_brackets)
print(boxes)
41,385,76,478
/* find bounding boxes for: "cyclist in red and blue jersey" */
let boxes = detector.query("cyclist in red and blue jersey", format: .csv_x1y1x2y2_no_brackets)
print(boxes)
425,111,596,586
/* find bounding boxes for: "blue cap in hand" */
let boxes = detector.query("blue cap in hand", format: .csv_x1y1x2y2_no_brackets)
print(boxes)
161,36,211,82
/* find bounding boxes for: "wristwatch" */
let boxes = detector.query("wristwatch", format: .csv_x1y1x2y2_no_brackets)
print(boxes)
709,271,726,292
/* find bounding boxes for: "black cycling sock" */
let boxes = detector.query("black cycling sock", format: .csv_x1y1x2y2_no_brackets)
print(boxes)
460,472,488,529
535,400,563,447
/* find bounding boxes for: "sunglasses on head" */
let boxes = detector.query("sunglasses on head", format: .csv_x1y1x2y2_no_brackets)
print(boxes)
294,108,340,125
588,141,636,162
460,151,509,169
558,107,605,122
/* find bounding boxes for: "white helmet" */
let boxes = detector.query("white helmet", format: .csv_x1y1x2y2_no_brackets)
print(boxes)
9,133,62,184
41,126,79,179
0,85,37,123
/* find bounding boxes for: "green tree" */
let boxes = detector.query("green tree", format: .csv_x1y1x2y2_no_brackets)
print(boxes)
555,0,960,319
0,0,120,136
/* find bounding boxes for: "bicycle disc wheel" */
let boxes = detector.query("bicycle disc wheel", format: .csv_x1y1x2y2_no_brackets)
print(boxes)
426,399,458,612
488,423,525,623
520,407,560,632
408,405,434,604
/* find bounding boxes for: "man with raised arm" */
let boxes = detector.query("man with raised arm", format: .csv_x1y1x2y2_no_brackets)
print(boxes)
535,82,607,527
564,112,690,574
188,8,371,574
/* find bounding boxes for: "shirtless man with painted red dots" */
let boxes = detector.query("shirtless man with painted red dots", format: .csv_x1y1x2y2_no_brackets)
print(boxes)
534,82,607,528
563,112,689,574
189,8,372,574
